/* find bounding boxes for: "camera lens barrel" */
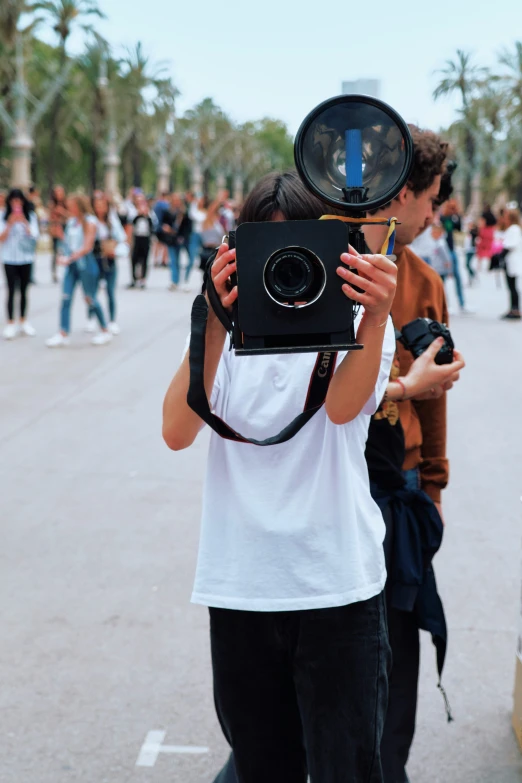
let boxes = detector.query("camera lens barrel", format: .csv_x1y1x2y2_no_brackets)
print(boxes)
263,246,326,307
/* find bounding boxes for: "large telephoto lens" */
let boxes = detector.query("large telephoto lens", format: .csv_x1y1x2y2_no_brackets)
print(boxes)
264,246,325,307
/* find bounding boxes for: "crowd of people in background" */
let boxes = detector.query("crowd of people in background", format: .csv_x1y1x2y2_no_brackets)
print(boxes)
411,197,522,320
0,184,239,343
1,181,522,344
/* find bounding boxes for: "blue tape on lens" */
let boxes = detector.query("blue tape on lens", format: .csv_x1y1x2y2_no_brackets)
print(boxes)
345,129,363,188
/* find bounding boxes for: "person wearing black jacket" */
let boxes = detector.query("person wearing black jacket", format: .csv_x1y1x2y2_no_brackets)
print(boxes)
160,193,191,291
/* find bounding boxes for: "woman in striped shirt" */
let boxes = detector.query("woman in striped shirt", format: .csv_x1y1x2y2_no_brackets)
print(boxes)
0,189,39,340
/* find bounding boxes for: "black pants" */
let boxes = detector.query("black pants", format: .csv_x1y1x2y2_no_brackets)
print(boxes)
3,263,32,320
131,238,150,282
379,500,418,783
505,271,520,311
212,501,419,783
210,595,390,783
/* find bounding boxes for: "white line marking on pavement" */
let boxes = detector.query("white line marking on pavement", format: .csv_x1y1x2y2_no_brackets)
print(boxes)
136,730,209,767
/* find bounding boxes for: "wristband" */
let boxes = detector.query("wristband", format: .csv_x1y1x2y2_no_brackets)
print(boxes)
395,377,407,400
363,314,389,328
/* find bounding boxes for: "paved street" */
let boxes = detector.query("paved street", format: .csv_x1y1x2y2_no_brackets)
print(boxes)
1,250,522,783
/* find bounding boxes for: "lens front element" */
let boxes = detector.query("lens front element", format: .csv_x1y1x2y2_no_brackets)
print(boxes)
294,94,414,212
264,247,326,307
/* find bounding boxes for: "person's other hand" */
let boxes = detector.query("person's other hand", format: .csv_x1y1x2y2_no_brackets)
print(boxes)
405,342,465,400
210,243,237,310
337,246,397,326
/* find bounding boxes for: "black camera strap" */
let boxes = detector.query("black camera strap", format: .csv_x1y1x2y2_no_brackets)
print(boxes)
187,294,338,446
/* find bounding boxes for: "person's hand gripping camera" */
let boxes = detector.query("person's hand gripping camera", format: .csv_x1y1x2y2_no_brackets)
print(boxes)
210,242,398,324
336,245,397,325
210,242,238,314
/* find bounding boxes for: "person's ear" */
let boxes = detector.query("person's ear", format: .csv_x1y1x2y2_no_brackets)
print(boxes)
396,185,411,206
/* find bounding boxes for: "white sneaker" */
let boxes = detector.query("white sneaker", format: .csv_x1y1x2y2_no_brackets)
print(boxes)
168,283,178,291
20,321,36,337
3,323,18,340
46,332,70,347
182,282,191,293
84,318,97,333
108,322,120,335
91,331,113,346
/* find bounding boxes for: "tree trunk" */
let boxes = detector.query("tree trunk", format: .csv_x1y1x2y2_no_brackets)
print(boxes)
203,168,211,199
463,128,475,209
31,144,37,186
90,93,102,194
47,43,67,191
131,132,141,187
516,166,522,209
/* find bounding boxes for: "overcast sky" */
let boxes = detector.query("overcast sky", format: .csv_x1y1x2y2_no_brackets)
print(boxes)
45,0,519,136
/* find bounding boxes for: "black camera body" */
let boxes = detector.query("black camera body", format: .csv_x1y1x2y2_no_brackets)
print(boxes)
398,318,454,365
232,219,361,355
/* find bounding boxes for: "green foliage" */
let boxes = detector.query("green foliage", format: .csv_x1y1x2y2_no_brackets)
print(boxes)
434,44,522,207
0,4,297,198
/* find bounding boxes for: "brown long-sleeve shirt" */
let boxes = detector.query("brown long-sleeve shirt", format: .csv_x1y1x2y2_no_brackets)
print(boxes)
391,246,449,502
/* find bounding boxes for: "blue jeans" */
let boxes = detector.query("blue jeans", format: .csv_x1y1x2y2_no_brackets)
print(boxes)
450,250,465,308
402,468,420,491
60,254,106,334
89,260,117,322
168,245,180,285
184,232,201,281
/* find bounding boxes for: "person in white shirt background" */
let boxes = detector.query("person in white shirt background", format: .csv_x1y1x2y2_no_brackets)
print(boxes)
46,194,113,347
0,188,40,340
502,207,522,320
162,171,398,783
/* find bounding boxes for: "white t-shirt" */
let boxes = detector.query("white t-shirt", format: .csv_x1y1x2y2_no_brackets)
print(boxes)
504,224,522,277
190,315,395,612
189,202,207,233
96,211,126,243
410,226,433,259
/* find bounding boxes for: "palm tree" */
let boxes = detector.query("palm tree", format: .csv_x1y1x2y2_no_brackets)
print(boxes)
119,42,167,187
34,0,104,187
434,50,486,206
497,41,522,203
0,1,42,175
74,39,112,192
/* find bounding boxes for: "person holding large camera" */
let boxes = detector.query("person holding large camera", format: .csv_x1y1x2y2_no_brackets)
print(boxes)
163,170,403,783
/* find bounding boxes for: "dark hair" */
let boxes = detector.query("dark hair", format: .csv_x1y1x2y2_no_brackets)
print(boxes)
407,125,449,195
369,125,449,214
237,171,342,225
482,207,497,227
4,188,33,222
92,192,110,223
50,185,66,207
435,160,457,207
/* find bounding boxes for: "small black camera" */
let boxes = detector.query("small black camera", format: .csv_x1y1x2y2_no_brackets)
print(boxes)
210,94,414,356
398,318,455,365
